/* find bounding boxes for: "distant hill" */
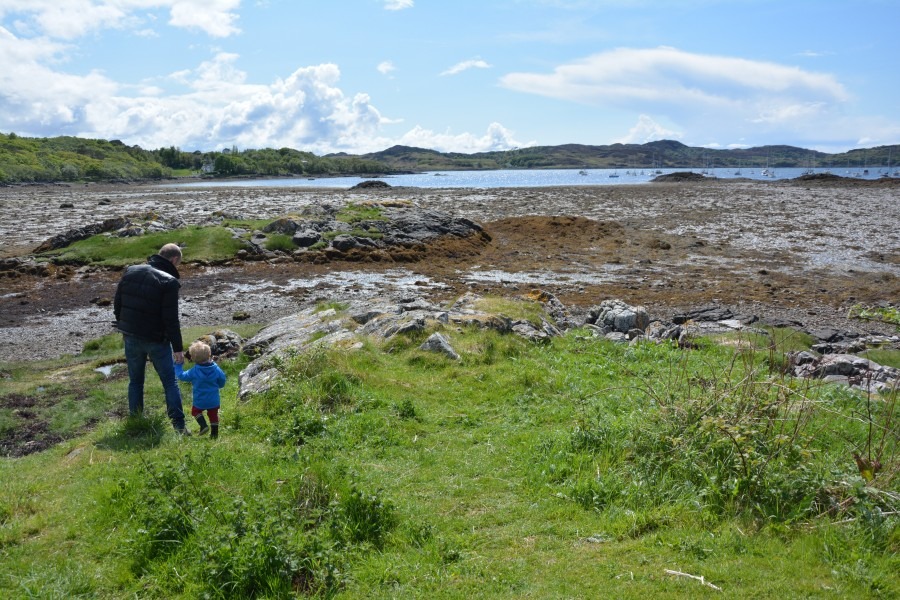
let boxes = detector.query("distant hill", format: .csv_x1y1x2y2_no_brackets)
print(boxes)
1,131,897,184
363,140,900,171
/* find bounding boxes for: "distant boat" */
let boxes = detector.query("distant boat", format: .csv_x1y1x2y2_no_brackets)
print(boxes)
608,170,619,178
578,170,588,176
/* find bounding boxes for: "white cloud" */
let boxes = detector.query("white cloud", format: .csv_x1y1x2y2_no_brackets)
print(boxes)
384,0,413,10
0,20,525,154
615,114,682,144
0,23,387,152
168,0,241,37
500,46,850,131
89,59,389,153
377,60,396,76
441,59,491,77
398,122,532,153
0,26,119,133
0,1,241,39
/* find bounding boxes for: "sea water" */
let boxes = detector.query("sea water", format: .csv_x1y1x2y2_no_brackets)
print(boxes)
164,166,896,190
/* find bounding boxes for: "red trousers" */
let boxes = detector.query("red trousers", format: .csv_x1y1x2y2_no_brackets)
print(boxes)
191,406,219,423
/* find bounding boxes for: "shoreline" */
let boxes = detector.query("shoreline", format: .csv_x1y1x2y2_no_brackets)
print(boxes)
1,179,897,361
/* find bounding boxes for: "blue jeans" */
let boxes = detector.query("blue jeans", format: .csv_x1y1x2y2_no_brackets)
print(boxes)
124,335,186,430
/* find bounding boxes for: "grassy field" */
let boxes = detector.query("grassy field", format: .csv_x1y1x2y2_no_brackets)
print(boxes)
0,310,897,598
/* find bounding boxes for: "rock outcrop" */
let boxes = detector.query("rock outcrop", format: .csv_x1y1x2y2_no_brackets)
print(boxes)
238,291,568,398
33,213,183,254
789,351,899,394
235,293,900,399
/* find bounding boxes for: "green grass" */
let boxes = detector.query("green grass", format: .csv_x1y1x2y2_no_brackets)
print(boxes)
336,203,387,224
849,304,900,330
0,324,263,455
0,317,897,598
472,295,546,327
39,225,248,266
265,233,297,252
861,348,900,370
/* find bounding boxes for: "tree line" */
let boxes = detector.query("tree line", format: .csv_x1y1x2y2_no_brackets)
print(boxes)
0,134,391,184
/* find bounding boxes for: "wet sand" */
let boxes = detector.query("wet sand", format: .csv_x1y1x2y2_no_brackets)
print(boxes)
1,178,898,361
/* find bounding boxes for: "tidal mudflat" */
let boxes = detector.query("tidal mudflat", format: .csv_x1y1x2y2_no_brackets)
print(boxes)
1,177,898,360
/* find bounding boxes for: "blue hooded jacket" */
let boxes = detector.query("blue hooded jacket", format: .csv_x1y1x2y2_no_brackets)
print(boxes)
175,361,227,409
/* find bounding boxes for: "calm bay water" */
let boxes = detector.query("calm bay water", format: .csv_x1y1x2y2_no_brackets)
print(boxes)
165,166,898,190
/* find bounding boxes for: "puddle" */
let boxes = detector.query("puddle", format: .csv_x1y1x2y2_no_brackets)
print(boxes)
463,267,626,286
225,269,450,295
94,364,119,377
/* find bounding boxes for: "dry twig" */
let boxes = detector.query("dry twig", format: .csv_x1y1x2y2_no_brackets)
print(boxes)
664,569,722,592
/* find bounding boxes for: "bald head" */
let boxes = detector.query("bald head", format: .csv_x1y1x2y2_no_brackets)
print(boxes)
159,243,182,265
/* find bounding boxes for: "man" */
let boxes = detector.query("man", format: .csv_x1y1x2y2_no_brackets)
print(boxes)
114,243,189,435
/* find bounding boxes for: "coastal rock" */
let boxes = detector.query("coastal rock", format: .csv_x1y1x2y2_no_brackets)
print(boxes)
262,217,302,235
351,180,391,189
418,333,460,360
293,229,321,247
672,304,734,324
188,329,245,360
34,217,128,252
789,351,899,394
238,292,563,398
586,299,650,333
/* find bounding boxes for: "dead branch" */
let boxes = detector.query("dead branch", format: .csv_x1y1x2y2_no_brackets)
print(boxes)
664,569,722,592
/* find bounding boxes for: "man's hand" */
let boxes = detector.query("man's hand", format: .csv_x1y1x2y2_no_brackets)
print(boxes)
174,351,184,364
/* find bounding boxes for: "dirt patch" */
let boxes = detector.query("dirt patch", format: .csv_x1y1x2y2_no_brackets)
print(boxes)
0,393,40,409
1,416,64,458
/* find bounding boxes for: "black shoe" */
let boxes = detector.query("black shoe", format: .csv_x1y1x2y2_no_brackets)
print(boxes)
195,415,209,435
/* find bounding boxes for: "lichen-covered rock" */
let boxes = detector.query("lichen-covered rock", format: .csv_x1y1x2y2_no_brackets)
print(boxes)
586,299,650,333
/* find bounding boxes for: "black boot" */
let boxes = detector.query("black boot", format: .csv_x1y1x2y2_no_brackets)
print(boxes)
195,415,209,435
210,423,219,439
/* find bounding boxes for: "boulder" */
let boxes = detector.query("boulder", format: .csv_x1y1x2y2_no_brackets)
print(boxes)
350,180,391,189
789,351,899,394
293,229,321,247
418,333,460,360
587,299,650,333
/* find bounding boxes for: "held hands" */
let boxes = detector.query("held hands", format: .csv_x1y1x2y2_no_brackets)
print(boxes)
174,351,184,364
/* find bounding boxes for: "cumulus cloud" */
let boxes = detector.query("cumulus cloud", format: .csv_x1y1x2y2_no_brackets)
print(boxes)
384,0,413,10
85,57,390,153
0,18,527,154
0,26,119,135
377,60,396,76
500,46,850,133
441,59,491,76
398,122,531,153
0,22,385,152
615,115,682,144
167,0,241,37
0,0,241,39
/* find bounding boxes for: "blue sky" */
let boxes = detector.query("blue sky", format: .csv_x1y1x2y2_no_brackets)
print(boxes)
1,0,898,155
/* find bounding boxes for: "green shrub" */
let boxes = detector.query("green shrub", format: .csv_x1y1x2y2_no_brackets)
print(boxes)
265,233,295,252
332,487,397,548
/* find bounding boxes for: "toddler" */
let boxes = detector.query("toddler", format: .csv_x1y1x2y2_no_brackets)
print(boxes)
175,341,227,438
